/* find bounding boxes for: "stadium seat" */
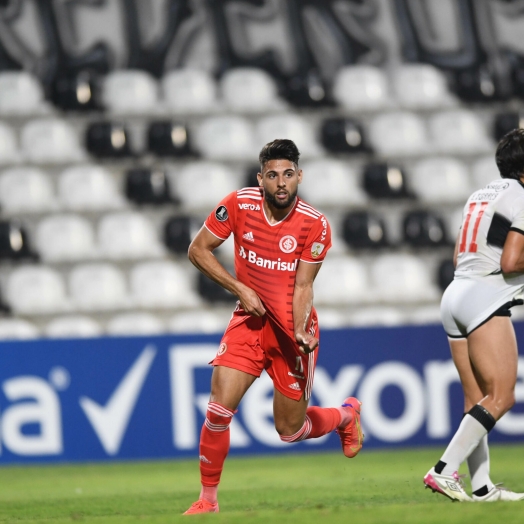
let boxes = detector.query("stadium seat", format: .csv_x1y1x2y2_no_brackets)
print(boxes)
58,165,125,211
393,64,455,109
0,318,40,340
256,114,322,158
147,121,193,157
452,65,504,103
368,112,428,157
0,167,55,213
50,70,100,111
369,253,439,302
244,165,261,187
347,306,406,327
428,110,493,154
313,256,369,305
220,67,284,113
341,211,389,249
164,215,194,255
409,157,471,203
86,122,132,158
195,116,255,160
471,156,500,188
0,71,46,115
106,312,166,336
362,163,410,199
493,112,522,142
97,212,164,260
313,307,349,329
45,316,102,338
404,305,443,326
0,123,19,164
69,263,128,311
102,70,158,114
129,261,201,309
0,220,35,260
402,210,449,248
168,309,232,334
125,168,173,205
198,270,237,304
35,215,96,262
284,70,330,107
21,119,84,163
437,258,455,292
320,118,369,154
6,266,67,314
162,69,218,114
299,159,366,207
332,65,390,112
171,162,242,210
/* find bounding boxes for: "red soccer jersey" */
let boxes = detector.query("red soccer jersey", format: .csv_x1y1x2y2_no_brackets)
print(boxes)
204,187,331,337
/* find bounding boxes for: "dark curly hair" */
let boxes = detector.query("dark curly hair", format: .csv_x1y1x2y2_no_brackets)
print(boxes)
496,128,524,180
259,139,300,168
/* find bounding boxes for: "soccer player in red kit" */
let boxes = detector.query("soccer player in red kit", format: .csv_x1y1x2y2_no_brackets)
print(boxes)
183,139,363,515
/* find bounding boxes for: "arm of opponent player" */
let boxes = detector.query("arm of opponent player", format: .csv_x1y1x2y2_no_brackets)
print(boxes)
293,260,322,355
188,226,266,316
501,229,524,273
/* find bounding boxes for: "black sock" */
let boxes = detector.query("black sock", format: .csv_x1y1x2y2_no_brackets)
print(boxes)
434,460,446,474
473,485,489,497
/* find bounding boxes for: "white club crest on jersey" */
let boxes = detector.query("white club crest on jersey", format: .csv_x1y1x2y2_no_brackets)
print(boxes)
279,235,297,253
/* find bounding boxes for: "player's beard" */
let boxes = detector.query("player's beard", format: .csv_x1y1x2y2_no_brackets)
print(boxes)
265,188,298,209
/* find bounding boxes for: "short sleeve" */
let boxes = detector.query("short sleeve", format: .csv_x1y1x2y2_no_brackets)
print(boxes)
204,192,236,240
300,214,332,263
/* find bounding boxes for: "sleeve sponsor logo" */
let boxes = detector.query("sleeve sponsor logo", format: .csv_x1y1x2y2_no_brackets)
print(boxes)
311,242,325,259
279,235,297,253
320,215,328,242
215,205,228,221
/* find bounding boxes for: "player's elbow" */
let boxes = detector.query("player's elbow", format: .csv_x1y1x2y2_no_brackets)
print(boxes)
187,240,199,265
501,253,518,274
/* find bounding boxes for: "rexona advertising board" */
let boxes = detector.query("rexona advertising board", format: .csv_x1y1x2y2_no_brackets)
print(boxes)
0,323,523,463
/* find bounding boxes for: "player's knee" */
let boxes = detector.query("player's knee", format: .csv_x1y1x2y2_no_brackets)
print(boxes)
277,417,311,443
205,402,235,432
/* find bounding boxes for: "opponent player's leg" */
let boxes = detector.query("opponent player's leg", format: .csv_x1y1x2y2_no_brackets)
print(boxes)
272,388,363,457
449,337,495,498
426,317,518,501
184,365,256,515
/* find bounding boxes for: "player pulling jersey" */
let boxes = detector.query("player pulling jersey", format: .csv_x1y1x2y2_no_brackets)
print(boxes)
442,178,524,337
205,187,331,338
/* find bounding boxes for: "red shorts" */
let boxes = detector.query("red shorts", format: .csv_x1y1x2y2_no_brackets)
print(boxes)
211,308,319,401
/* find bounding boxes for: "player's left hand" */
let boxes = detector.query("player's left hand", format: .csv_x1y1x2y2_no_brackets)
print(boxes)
295,332,318,355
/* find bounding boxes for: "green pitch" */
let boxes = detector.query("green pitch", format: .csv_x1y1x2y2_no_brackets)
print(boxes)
0,445,523,523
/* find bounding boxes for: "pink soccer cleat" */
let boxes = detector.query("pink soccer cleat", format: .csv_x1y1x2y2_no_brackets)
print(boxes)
423,468,471,502
335,397,363,458
183,499,219,515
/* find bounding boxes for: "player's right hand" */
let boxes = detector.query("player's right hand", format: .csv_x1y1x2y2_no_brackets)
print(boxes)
237,285,266,317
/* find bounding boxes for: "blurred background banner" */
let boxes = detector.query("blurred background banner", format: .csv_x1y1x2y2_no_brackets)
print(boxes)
1,322,523,465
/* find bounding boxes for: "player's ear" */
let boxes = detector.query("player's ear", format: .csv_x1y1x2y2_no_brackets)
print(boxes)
257,172,263,186
297,169,303,184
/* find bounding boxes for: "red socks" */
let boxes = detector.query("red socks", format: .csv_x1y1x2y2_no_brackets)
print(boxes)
279,407,343,443
199,402,235,489
305,406,343,438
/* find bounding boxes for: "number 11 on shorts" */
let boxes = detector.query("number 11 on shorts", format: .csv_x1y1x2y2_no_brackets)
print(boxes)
459,201,488,253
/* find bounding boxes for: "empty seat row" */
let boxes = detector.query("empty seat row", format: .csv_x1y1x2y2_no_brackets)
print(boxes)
0,109,495,166
2,262,201,315
0,308,236,340
0,249,448,317
0,64,456,117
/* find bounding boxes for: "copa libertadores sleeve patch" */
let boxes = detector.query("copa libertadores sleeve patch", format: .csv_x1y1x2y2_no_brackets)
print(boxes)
215,205,228,221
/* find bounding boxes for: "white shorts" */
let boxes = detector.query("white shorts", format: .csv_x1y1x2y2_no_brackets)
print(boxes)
441,275,524,338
